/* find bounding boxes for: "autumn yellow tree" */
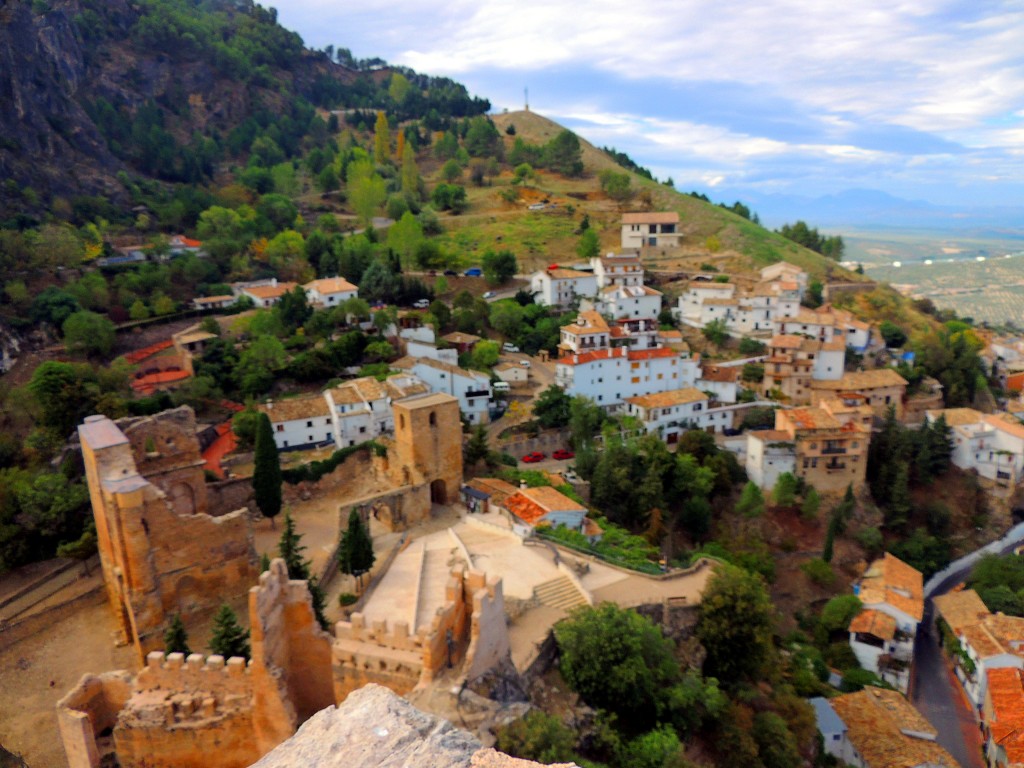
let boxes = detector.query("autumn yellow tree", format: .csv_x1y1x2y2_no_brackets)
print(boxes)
395,129,405,163
373,111,390,165
400,142,420,200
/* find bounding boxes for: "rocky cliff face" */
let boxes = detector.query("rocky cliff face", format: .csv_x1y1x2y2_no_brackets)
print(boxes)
0,0,125,202
248,685,578,768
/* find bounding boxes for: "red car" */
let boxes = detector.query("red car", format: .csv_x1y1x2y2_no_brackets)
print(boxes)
521,451,545,463
552,449,575,460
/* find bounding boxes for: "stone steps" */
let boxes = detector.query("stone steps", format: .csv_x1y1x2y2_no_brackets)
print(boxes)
533,576,586,611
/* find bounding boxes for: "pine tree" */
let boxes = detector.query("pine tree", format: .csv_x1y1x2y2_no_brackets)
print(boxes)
277,511,309,579
928,415,954,475
823,513,840,563
259,552,271,573
464,425,491,467
338,508,376,591
801,487,821,520
886,461,912,530
253,413,282,528
209,605,250,661
735,481,765,518
373,111,390,165
308,575,330,631
164,614,191,656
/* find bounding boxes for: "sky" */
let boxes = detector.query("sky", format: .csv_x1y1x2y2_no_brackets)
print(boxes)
275,0,1024,211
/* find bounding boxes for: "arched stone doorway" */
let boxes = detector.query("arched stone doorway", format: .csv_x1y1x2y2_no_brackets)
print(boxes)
430,479,447,504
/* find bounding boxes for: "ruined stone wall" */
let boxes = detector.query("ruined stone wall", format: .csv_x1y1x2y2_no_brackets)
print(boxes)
332,614,425,701
464,574,512,683
206,476,256,517
421,571,472,680
114,652,260,768
248,559,334,748
79,413,258,658
56,671,133,768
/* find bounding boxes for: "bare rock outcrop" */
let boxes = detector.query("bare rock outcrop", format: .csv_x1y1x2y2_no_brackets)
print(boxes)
248,684,577,768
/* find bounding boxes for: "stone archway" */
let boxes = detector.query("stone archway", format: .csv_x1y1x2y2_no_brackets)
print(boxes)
167,481,197,516
430,479,447,504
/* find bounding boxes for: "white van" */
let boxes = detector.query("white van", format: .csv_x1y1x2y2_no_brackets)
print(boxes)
492,381,510,393
502,342,520,352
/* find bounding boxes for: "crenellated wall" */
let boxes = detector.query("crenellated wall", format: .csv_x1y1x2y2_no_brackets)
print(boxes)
56,671,133,768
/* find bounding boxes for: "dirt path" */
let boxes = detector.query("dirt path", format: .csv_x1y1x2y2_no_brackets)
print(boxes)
0,599,137,768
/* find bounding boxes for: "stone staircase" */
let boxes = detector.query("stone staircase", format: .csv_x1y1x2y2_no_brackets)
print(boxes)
533,576,587,610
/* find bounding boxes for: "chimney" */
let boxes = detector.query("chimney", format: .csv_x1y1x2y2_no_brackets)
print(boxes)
520,479,528,490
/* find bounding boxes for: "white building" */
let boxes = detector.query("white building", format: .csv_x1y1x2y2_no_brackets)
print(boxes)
849,553,924,693
529,267,599,308
494,361,528,385
400,327,459,365
558,311,611,354
697,364,740,404
621,212,681,250
304,277,358,307
595,284,663,320
679,281,736,324
760,261,808,295
745,430,797,489
324,374,430,448
810,698,861,768
554,347,696,411
257,394,335,451
926,408,1024,486
774,307,872,351
590,253,644,288
235,279,298,308
392,356,493,425
625,388,711,443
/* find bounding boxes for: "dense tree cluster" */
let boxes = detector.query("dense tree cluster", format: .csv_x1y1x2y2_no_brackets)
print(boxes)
777,220,844,260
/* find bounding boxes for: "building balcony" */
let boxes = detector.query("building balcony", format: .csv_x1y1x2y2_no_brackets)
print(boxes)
465,389,491,399
821,446,847,455
825,461,847,471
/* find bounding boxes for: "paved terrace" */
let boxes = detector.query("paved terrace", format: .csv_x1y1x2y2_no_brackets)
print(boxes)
357,512,716,672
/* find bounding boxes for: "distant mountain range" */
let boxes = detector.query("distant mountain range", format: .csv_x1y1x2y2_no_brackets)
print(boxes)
735,188,1024,236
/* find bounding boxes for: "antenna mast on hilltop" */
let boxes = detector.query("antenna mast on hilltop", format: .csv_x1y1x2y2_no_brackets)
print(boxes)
525,87,529,111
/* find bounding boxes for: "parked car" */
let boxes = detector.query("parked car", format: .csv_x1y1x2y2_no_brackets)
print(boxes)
412,298,430,309
464,267,483,277
444,269,458,276
483,291,496,299
552,449,575,460
502,342,520,353
519,359,531,368
521,451,545,463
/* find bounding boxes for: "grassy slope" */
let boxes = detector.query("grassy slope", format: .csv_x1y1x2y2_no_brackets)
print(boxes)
427,109,935,333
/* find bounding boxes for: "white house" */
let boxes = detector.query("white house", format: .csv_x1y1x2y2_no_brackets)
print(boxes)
400,327,459,365
590,253,644,288
926,408,1024,486
810,698,861,768
494,361,528,385
595,284,663,321
558,311,611,354
554,347,694,411
257,394,335,451
760,261,808,294
696,364,740,404
679,281,737,324
849,553,924,693
505,486,598,540
304,277,358,307
621,212,681,250
235,279,298,308
323,374,430,448
625,388,710,443
392,356,492,424
529,268,599,308
745,430,797,489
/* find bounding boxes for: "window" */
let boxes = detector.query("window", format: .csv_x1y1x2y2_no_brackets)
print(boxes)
308,435,313,442
307,420,313,427
632,377,640,384
326,433,331,441
276,424,284,432
429,412,437,427
359,426,366,434
283,440,289,447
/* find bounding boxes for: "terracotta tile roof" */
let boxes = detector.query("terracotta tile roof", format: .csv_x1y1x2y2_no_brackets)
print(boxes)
193,294,235,306
849,609,898,640
934,589,990,633
961,613,1024,660
545,268,593,279
822,339,847,351
812,368,909,391
583,517,604,537
985,414,1024,441
770,334,806,349
441,332,482,345
622,212,679,224
243,282,297,300
658,330,683,340
393,355,489,382
627,387,709,410
702,297,739,306
173,330,217,345
600,255,642,265
986,667,1024,764
777,280,800,290
748,429,794,443
170,235,202,248
385,376,430,400
506,486,586,526
258,394,330,423
629,347,680,361
784,407,841,431
688,281,734,291
926,408,985,427
700,365,739,383
557,348,627,366
304,277,357,295
761,261,802,275
830,687,956,768
857,553,924,622
465,477,520,507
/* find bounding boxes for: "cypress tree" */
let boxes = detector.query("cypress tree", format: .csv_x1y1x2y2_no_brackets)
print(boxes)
259,552,271,574
253,412,282,528
338,508,376,591
277,511,309,579
164,614,191,656
209,604,250,661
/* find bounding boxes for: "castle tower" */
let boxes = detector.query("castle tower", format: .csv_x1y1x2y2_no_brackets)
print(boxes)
391,393,463,506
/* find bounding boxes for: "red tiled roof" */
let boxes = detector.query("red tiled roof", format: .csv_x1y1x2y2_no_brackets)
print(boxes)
124,339,174,365
557,348,627,366
628,347,679,361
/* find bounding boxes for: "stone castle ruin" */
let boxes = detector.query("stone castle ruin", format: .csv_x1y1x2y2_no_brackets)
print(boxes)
61,393,516,768
59,558,511,768
79,408,258,657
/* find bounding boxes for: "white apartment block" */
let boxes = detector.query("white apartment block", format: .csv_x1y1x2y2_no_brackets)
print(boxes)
529,268,599,308
554,347,696,411
392,356,493,425
257,394,335,452
594,284,663,320
324,374,429,447
624,388,740,440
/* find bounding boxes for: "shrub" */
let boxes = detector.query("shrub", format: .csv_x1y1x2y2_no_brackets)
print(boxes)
338,592,357,606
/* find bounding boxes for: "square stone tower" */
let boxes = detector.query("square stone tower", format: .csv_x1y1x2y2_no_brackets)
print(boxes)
391,393,463,505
